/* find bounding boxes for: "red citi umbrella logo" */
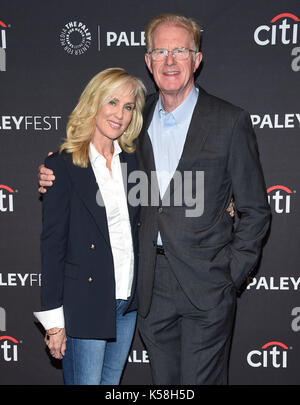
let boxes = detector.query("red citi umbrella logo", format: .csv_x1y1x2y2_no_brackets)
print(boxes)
254,12,300,46
247,341,289,368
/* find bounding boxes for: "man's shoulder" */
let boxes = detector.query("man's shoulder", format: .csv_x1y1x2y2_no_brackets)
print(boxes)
144,87,245,116
196,85,244,116
145,92,159,108
120,149,138,168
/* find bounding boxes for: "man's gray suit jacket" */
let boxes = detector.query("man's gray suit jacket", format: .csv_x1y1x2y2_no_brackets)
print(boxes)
136,85,271,317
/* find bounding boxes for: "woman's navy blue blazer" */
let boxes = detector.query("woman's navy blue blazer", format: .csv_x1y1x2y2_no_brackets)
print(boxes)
40,150,140,339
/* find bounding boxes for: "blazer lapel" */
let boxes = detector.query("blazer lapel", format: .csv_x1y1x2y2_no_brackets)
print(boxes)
137,93,161,203
119,151,137,228
62,153,111,247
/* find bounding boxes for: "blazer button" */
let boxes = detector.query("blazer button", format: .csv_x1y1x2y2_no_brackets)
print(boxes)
158,207,163,213
137,221,141,227
88,277,93,282
90,243,96,250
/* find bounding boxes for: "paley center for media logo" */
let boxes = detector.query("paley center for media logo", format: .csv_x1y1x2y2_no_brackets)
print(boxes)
253,12,300,72
0,184,17,213
247,341,290,368
59,20,146,54
0,307,21,362
60,21,92,55
267,185,295,214
0,19,9,71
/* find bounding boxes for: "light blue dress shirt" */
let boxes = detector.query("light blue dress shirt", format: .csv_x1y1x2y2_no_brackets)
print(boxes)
148,86,199,245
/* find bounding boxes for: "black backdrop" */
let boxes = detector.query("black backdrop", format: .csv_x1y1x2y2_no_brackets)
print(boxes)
0,0,299,385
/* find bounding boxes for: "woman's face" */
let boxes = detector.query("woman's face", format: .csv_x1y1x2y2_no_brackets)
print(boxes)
94,84,136,143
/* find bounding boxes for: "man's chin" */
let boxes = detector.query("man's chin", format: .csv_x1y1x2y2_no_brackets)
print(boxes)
159,86,182,95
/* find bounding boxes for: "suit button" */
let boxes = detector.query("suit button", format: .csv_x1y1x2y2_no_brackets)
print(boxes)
158,207,163,213
137,221,141,227
88,277,93,282
90,243,96,250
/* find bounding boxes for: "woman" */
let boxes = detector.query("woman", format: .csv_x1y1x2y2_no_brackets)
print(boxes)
34,68,146,385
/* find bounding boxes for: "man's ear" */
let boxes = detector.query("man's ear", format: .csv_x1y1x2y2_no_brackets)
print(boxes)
145,52,153,74
193,51,203,73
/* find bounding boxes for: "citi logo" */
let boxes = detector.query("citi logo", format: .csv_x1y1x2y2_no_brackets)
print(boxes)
0,336,19,362
0,20,8,71
0,309,21,362
247,341,289,368
0,185,16,212
254,13,299,46
267,185,295,214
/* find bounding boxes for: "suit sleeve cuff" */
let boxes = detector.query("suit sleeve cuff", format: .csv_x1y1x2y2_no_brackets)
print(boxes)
33,306,65,330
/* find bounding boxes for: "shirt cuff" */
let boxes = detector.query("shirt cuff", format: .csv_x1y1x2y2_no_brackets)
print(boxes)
33,306,65,330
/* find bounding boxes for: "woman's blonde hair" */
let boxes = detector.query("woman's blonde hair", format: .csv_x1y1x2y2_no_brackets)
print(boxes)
145,13,201,53
59,67,146,167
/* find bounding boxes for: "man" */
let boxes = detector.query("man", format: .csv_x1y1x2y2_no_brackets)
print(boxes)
39,14,270,385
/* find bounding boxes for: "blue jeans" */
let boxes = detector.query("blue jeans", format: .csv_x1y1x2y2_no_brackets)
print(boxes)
62,300,137,385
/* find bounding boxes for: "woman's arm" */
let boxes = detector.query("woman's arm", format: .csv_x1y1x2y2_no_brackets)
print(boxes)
34,152,71,358
40,153,71,311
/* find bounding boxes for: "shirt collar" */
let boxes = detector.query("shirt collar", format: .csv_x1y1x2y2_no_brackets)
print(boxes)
158,85,199,125
89,140,122,165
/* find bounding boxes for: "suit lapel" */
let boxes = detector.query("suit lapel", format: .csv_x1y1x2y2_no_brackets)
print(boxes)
175,85,212,173
138,93,158,176
137,94,161,203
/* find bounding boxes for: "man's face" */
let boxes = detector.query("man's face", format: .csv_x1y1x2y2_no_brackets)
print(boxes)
145,23,202,99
